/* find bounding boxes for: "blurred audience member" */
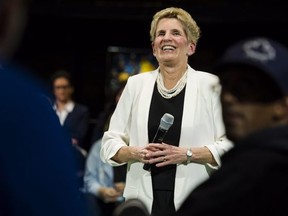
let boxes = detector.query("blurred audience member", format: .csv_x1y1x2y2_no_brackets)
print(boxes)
0,0,93,215
84,82,127,216
51,70,90,184
84,139,126,216
51,70,90,151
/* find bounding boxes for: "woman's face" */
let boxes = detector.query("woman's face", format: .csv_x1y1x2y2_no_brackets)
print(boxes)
152,18,195,66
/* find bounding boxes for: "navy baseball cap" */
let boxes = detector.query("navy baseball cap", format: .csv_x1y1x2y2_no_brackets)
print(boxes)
214,37,288,95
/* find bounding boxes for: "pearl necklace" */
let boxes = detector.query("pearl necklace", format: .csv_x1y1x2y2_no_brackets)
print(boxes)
156,69,188,99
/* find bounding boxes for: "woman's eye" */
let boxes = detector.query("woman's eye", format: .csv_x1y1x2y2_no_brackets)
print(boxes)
157,32,165,36
172,31,181,36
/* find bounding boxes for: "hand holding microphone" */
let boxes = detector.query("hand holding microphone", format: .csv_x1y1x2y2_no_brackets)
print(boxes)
143,113,174,171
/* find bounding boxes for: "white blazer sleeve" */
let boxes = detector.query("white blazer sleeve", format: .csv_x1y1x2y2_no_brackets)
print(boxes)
204,75,233,167
100,78,132,166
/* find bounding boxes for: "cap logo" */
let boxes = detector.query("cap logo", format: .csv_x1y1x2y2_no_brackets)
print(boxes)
243,38,276,62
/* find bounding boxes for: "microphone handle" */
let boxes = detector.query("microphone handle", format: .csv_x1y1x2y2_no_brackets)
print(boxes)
143,128,167,171
152,128,167,143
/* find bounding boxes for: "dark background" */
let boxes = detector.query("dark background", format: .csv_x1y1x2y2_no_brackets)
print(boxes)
14,0,288,121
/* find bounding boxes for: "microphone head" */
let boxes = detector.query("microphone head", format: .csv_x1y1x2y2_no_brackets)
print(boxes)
160,113,174,130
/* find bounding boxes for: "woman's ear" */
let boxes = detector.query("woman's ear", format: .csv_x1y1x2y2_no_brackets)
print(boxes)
187,42,196,56
151,42,156,57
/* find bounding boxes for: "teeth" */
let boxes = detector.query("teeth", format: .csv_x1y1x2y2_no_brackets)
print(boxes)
162,46,174,51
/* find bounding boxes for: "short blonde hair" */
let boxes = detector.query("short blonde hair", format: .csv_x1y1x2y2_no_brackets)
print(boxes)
150,7,201,45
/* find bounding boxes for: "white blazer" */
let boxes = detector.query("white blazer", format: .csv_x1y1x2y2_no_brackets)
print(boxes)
100,65,233,213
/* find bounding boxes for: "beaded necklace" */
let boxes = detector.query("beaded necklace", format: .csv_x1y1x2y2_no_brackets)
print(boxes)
156,69,188,99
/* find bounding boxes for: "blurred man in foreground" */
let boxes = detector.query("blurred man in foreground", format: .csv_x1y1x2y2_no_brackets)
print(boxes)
0,0,93,215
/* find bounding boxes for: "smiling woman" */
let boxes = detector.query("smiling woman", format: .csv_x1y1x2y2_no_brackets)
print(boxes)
100,7,233,216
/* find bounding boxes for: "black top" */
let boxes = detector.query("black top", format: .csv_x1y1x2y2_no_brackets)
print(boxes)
148,82,186,190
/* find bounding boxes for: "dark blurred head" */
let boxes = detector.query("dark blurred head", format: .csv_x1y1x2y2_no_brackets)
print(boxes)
0,0,29,60
51,70,75,103
214,37,288,142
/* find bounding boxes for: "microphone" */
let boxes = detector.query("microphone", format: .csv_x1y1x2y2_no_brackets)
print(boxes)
143,113,174,171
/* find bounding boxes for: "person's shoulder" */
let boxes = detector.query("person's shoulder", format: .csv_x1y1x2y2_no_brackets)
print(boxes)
123,70,158,92
194,70,219,81
88,138,102,157
91,138,102,150
189,68,219,86
188,67,220,97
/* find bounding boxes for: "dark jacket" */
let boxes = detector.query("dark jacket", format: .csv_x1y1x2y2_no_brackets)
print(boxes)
63,103,90,147
176,125,288,216
0,62,92,216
